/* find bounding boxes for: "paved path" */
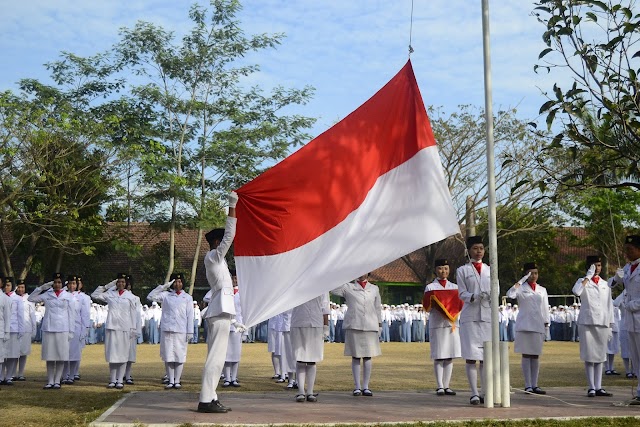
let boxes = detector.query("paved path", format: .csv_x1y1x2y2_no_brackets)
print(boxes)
91,386,640,426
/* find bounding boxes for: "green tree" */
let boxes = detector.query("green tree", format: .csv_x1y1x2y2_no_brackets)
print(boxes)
113,0,316,290
533,0,640,190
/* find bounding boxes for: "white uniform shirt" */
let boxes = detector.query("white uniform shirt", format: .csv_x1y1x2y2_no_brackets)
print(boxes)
28,287,75,333
572,276,614,327
203,217,236,318
20,294,37,336
506,282,550,333
330,281,382,332
291,293,330,328
147,286,194,334
0,292,11,339
6,292,24,333
91,285,138,332
456,262,491,324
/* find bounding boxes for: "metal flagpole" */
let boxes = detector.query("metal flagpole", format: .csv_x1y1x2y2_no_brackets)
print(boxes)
481,0,503,407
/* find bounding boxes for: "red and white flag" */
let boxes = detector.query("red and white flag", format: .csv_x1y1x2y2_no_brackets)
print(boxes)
235,60,459,327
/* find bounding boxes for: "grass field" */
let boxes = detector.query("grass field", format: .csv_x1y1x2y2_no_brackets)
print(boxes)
0,341,638,426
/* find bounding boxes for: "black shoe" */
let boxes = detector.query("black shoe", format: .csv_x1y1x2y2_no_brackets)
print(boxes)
444,388,456,396
595,388,612,397
630,396,640,405
587,388,595,397
532,387,546,395
362,388,373,396
480,396,485,404
611,370,621,375
627,373,635,379
125,378,134,385
197,400,227,413
605,370,612,375
436,388,445,396
231,380,240,387
470,395,480,405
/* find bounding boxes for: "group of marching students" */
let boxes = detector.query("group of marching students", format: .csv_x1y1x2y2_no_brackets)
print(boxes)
4,225,640,410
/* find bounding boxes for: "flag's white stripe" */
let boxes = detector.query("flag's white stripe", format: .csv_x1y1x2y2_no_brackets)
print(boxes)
238,146,459,327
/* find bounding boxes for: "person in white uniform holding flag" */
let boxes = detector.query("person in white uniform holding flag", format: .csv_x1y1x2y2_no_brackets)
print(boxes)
506,262,550,395
424,259,462,396
148,272,194,389
197,191,246,414
457,235,491,405
91,273,139,389
573,255,614,398
28,273,75,389
331,272,382,397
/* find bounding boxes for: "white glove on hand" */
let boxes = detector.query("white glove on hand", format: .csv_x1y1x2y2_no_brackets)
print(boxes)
228,191,239,209
68,332,74,342
41,281,54,291
517,272,532,285
615,268,625,282
187,333,194,342
80,328,89,341
607,327,613,341
586,264,596,280
163,279,175,290
627,300,640,313
323,325,330,340
232,321,247,333
105,279,117,290
129,329,137,340
480,291,491,302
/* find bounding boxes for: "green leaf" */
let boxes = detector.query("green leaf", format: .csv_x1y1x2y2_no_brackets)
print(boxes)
539,48,553,59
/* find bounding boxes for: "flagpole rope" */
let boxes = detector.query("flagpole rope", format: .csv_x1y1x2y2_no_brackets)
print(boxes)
408,0,415,57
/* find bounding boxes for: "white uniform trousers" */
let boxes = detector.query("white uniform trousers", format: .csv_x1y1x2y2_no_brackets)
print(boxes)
628,331,640,396
199,315,231,403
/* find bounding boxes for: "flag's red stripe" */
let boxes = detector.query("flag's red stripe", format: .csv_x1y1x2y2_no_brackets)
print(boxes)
235,60,436,256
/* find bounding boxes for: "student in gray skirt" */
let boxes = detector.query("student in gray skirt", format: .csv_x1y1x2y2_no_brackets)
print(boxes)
331,272,382,397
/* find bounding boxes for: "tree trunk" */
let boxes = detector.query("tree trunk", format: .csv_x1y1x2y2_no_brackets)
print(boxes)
164,196,177,284
465,196,476,237
0,221,14,277
18,231,42,280
189,229,203,295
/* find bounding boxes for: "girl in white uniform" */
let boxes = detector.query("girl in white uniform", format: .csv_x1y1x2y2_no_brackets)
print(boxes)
15,279,36,381
506,262,550,395
148,272,194,389
331,272,382,397
572,255,614,397
424,259,461,396
124,275,142,384
291,293,330,402
91,273,139,389
62,276,91,385
222,276,243,387
28,273,75,389
456,236,491,405
2,277,24,385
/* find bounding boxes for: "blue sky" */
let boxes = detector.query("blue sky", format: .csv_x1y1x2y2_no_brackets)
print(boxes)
0,0,559,137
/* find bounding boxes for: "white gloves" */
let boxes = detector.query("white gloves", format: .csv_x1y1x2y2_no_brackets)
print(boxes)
187,333,194,342
80,328,89,340
163,279,175,290
105,279,117,290
232,321,247,333
323,325,330,340
41,281,53,291
228,191,239,209
607,326,613,341
129,329,137,340
479,291,491,302
615,268,624,282
586,264,596,280
517,272,532,285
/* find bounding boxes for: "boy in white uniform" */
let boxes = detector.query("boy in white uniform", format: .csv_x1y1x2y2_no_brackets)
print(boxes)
456,236,491,405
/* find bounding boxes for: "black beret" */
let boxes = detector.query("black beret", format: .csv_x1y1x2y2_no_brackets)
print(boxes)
170,272,185,281
586,255,601,265
16,279,25,286
434,259,449,267
3,276,14,285
205,228,225,245
466,235,484,249
52,273,63,280
522,262,538,272
66,275,77,282
116,273,127,280
625,235,640,248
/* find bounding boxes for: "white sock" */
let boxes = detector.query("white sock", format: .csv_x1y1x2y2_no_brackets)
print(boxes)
443,359,453,389
362,358,372,390
109,363,118,383
18,356,26,377
478,362,484,396
288,371,295,385
296,362,306,395
624,357,631,374
54,361,64,384
70,361,80,378
174,363,184,384
585,362,595,390
6,359,17,380
231,362,239,381
607,353,614,371
466,363,479,397
224,363,231,382
522,358,532,389
167,362,176,384
594,362,603,390
46,361,55,384
434,361,444,389
272,354,281,376
62,361,70,380
124,361,132,379
530,357,540,388
307,364,317,395
351,358,361,390
116,363,126,384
